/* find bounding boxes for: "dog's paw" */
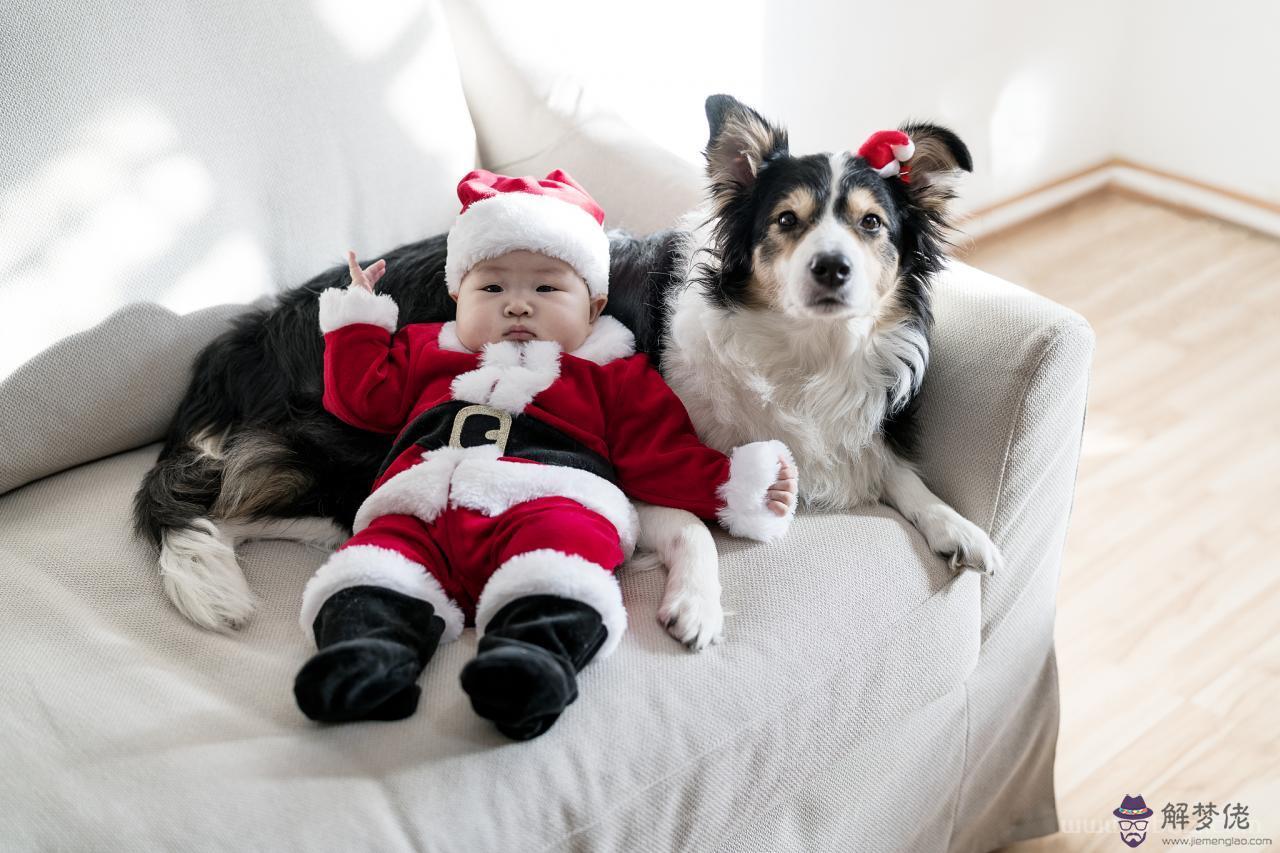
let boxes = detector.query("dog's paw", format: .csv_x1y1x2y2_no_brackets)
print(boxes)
920,509,1003,577
657,580,724,651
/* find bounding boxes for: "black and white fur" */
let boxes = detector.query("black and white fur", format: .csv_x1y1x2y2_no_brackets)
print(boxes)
639,96,1003,644
133,94,999,647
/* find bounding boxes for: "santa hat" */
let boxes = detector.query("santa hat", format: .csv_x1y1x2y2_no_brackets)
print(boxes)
857,130,916,181
444,169,611,298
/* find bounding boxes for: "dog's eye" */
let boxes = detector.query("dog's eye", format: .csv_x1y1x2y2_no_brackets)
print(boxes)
776,211,798,230
860,214,882,232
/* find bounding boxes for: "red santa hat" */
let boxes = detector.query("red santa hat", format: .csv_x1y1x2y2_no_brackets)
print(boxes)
444,169,611,298
856,130,916,181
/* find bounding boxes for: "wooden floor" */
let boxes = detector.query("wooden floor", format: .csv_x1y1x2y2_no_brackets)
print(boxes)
960,191,1280,851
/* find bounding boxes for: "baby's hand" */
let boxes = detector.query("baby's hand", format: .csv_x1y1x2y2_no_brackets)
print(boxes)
347,249,387,293
767,456,798,517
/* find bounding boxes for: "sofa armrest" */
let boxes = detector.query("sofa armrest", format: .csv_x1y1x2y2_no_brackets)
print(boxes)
914,261,1095,640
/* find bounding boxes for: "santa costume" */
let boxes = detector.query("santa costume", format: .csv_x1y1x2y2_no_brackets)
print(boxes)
294,168,796,738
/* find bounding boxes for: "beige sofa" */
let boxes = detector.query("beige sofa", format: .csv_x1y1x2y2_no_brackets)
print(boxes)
0,2,1093,850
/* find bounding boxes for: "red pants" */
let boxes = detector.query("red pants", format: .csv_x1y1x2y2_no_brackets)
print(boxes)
340,496,624,623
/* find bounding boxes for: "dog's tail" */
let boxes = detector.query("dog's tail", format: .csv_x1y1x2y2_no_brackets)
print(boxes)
133,427,344,631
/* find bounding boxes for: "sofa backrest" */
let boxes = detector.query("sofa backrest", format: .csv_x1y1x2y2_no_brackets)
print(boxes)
0,0,476,493
441,0,704,234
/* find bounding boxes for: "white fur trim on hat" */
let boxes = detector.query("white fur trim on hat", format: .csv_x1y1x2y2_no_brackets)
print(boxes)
875,160,903,179
445,192,611,297
318,286,399,334
475,549,627,660
716,440,797,543
299,544,465,645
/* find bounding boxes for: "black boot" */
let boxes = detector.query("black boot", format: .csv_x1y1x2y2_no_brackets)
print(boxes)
294,585,445,723
460,594,608,740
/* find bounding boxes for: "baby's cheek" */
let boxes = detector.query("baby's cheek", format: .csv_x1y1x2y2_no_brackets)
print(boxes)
549,311,591,350
455,314,489,350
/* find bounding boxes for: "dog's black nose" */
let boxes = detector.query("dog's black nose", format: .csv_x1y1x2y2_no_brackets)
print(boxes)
809,253,851,287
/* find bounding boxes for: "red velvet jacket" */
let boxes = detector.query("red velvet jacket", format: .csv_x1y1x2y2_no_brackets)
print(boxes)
318,286,796,552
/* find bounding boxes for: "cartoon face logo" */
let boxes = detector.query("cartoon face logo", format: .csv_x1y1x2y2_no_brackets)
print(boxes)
1117,818,1148,847
1113,795,1154,847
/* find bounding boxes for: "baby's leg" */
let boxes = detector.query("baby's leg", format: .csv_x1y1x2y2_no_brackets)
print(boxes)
457,497,624,740
294,514,464,723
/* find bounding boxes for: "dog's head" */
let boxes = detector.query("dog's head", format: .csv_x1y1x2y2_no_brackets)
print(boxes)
696,94,971,326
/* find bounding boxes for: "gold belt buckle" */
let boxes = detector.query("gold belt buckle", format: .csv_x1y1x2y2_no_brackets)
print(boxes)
448,404,512,454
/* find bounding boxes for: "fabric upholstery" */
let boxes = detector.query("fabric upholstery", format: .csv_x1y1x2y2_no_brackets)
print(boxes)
0,259,1092,852
916,261,1095,851
0,2,1093,850
0,446,978,851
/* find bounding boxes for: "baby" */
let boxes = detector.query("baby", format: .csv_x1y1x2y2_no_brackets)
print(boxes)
295,169,798,740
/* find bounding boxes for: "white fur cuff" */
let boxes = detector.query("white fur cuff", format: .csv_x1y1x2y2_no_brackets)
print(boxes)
318,286,399,334
716,440,797,543
299,545,465,645
475,549,627,660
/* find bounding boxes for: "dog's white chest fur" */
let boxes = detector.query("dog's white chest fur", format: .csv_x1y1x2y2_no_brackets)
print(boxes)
662,283,927,509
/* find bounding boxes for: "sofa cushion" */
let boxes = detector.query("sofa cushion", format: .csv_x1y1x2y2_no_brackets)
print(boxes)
0,445,981,850
0,0,476,494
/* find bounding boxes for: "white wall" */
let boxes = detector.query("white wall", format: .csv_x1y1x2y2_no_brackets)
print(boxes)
757,0,1126,213
757,0,1279,211
468,0,1278,214
1117,0,1280,204
449,0,767,172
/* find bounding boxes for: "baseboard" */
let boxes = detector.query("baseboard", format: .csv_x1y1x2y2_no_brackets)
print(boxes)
957,159,1280,243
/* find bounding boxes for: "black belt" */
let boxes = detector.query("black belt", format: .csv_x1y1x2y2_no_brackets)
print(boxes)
376,400,619,486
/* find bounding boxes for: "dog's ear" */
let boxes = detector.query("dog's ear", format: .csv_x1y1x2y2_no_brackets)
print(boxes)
704,94,789,193
898,122,972,216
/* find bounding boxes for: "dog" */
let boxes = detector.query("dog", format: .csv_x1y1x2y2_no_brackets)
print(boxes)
636,96,1003,645
133,94,999,648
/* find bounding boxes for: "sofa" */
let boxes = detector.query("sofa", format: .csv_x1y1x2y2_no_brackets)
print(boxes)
0,1,1095,850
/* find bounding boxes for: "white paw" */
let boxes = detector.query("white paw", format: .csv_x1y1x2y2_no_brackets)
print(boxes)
657,579,724,651
920,510,1003,577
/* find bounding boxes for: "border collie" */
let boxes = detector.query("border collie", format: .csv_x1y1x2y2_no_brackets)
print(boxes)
133,94,999,648
642,96,1002,645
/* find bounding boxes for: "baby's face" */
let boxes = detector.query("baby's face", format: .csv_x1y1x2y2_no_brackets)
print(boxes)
452,250,606,351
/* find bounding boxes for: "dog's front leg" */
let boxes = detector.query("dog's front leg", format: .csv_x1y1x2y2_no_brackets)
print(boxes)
634,502,724,650
881,456,1004,577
